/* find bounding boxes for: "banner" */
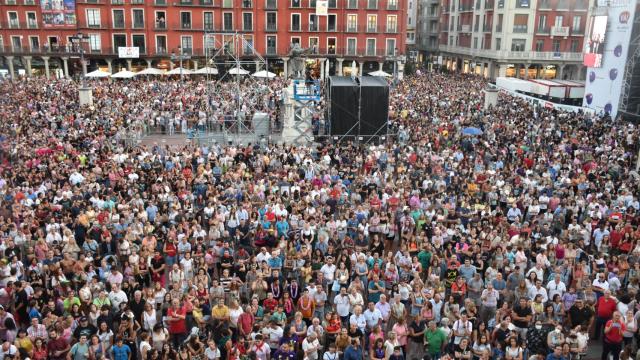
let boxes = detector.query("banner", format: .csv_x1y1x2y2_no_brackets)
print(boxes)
316,0,328,16
41,0,76,27
118,47,140,59
583,0,637,117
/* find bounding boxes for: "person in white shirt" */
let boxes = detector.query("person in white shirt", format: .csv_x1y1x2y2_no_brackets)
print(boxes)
319,257,336,284
349,305,367,333
592,273,610,296
546,274,567,300
528,280,549,303
334,287,351,321
108,284,128,310
363,302,383,332
302,332,321,360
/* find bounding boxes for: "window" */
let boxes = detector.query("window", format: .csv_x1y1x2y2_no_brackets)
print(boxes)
266,0,277,8
327,37,336,54
347,38,356,55
111,0,124,4
309,0,316,7
554,15,563,27
223,12,233,30
181,36,193,53
266,35,277,55
243,0,253,7
113,9,125,28
132,0,144,4
24,0,35,4
515,0,529,7
570,39,579,52
347,0,357,9
511,39,525,51
223,0,233,7
385,38,395,56
243,35,253,55
387,0,397,8
513,14,528,33
86,9,100,28
11,36,21,51
495,37,501,50
180,12,191,29
291,0,301,7
180,0,192,3
328,0,336,7
204,34,215,56
156,35,167,54
366,38,375,56
132,9,145,28
552,39,560,52
367,15,377,32
155,0,167,4
473,37,478,48
535,39,544,51
8,12,19,28
497,0,503,7
26,12,37,28
327,14,336,31
243,12,253,31
291,13,300,31
347,14,357,32
309,14,318,31
538,15,547,31
290,36,300,45
367,0,376,9
29,36,39,51
204,12,214,30
572,16,581,31
496,14,502,32
156,11,166,29
89,34,101,52
386,15,397,32
200,0,213,4
266,12,277,31
474,15,479,31
308,37,318,52
113,34,127,49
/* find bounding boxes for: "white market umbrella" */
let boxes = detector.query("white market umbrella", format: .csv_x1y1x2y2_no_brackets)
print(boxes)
369,70,392,77
325,59,330,79
135,67,165,76
252,70,277,78
85,69,111,78
165,67,194,75
351,60,357,76
194,67,219,75
228,66,250,75
111,70,137,79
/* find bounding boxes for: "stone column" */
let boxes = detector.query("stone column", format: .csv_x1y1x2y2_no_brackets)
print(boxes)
557,64,565,79
358,61,363,77
480,63,485,78
337,58,344,76
42,56,51,78
282,57,289,78
193,61,199,71
378,62,384,71
106,58,113,74
146,59,153,69
524,64,531,79
62,57,69,78
126,59,132,71
397,60,404,80
255,60,262,72
23,56,33,77
6,56,15,79
498,63,507,78
318,58,325,79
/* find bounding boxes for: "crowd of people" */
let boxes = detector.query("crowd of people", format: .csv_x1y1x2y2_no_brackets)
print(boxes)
0,70,639,360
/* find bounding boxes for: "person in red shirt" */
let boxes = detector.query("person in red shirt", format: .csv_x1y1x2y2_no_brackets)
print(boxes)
237,305,255,338
167,298,187,348
594,290,618,341
601,311,625,360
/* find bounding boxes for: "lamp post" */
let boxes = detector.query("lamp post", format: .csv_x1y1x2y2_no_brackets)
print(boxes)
71,32,92,106
171,47,190,83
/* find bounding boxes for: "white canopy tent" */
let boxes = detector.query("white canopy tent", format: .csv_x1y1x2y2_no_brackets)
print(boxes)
227,67,250,75
135,68,165,76
85,69,111,78
251,70,277,78
368,70,392,77
165,67,194,75
111,70,137,79
194,67,219,75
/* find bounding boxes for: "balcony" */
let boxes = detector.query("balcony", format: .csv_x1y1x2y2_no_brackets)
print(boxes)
242,0,252,7
180,22,192,29
387,0,397,10
366,25,378,33
155,0,167,4
536,26,550,34
570,27,584,36
265,23,277,32
131,0,144,4
155,21,167,29
484,0,493,8
113,21,125,28
111,0,124,4
386,26,397,33
27,20,38,29
459,5,473,11
265,0,277,8
266,47,277,55
513,25,527,33
346,0,357,9
24,0,36,4
538,0,551,10
366,0,377,9
482,25,492,32
439,45,584,62
460,24,471,33
346,25,358,32
8,20,20,29
551,26,569,37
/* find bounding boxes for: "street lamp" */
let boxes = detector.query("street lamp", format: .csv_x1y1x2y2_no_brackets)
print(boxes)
171,47,190,83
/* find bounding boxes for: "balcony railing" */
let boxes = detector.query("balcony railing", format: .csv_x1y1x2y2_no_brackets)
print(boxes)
155,21,167,29
386,26,397,33
155,0,167,4
346,25,358,32
366,25,378,33
27,20,38,29
536,26,550,34
439,45,584,62
131,0,145,4
482,25,492,32
8,20,20,29
513,25,527,33
484,0,493,8
265,23,277,32
24,0,36,4
387,1,397,10
551,26,569,37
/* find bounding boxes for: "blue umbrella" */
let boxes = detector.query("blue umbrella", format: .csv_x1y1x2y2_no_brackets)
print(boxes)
461,127,483,136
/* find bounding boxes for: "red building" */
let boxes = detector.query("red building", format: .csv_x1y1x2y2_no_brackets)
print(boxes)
0,0,406,78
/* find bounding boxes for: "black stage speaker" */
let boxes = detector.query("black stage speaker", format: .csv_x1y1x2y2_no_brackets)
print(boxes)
358,76,389,136
327,76,360,136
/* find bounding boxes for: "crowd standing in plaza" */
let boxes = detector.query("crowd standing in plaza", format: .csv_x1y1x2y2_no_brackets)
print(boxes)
0,71,639,360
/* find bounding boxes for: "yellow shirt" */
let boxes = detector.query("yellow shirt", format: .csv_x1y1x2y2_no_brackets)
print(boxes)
16,337,33,353
212,305,230,319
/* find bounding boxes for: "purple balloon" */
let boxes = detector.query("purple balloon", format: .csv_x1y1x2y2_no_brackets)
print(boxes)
614,45,623,57
585,93,593,105
589,71,596,83
604,103,613,113
610,68,618,80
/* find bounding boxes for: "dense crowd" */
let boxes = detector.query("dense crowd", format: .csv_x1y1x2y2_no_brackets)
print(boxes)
0,71,639,360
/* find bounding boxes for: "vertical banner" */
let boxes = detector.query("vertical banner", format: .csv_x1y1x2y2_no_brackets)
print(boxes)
316,0,328,16
41,0,76,27
583,0,637,117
